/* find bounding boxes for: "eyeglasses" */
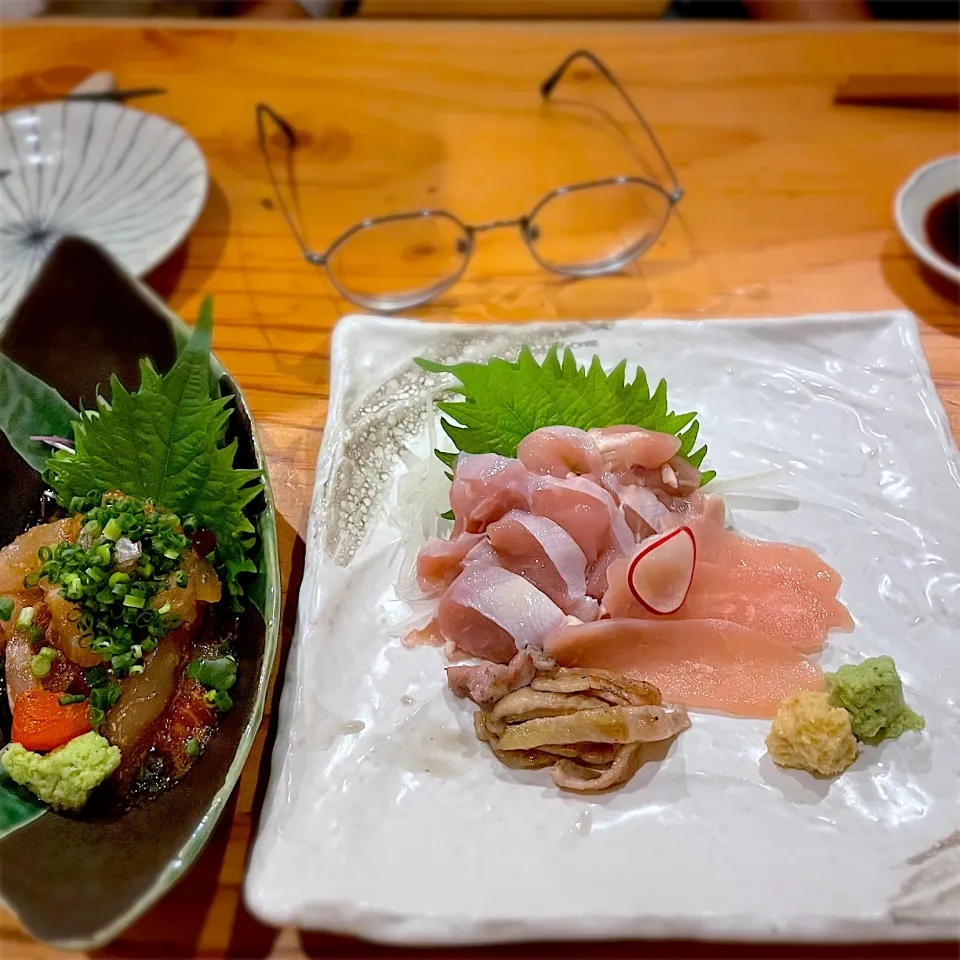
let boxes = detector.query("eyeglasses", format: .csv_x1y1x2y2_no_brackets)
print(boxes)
255,49,683,313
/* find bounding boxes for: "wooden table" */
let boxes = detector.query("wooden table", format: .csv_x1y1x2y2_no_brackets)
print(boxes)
1,17,958,960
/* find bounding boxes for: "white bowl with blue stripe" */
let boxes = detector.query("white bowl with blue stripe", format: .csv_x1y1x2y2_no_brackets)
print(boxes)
0,101,208,322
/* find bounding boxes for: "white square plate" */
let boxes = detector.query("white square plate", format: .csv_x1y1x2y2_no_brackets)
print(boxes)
245,313,960,944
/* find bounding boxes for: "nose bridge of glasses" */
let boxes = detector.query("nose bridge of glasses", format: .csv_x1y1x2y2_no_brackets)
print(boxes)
468,217,527,234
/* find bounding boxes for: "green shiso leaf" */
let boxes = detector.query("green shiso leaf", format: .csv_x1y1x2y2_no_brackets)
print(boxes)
0,354,79,473
415,345,713,483
3,297,263,605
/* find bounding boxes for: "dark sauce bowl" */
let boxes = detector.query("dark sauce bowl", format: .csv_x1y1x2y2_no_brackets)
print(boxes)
894,154,960,288
0,237,280,950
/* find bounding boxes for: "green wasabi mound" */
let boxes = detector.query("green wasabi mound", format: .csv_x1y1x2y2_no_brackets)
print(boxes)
1,732,121,812
826,655,925,743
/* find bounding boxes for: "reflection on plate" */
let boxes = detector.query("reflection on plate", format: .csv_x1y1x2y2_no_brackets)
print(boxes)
0,102,208,323
247,312,960,945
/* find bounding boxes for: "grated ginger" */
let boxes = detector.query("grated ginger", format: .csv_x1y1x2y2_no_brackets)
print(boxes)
766,690,857,777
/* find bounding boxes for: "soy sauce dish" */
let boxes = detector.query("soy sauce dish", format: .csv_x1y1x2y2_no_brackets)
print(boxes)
894,154,960,286
0,238,280,950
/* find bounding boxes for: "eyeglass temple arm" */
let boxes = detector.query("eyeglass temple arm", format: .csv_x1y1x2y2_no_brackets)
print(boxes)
255,103,328,265
540,50,683,202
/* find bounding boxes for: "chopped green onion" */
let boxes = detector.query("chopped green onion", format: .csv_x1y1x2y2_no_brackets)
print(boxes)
129,664,144,676
108,572,130,587
84,664,108,687
185,737,201,758
123,594,146,609
157,603,171,616
59,693,86,706
30,646,58,678
15,606,35,629
163,548,181,560
210,690,233,712
0,597,13,621
102,518,122,541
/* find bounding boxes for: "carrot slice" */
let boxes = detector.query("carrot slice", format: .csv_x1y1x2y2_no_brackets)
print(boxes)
12,689,92,752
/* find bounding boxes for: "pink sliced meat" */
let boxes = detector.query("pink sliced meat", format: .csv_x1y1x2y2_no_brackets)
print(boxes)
588,426,682,472
446,650,537,705
601,472,671,537
461,539,499,568
544,618,824,719
416,533,487,595
603,552,852,653
517,426,604,478
402,618,445,648
487,511,599,621
437,564,568,664
530,474,634,564
449,454,531,535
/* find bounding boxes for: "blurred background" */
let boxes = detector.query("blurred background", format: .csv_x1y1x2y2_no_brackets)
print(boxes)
3,0,959,22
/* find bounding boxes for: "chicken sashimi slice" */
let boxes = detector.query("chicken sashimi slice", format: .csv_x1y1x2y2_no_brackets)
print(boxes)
517,426,605,478
461,538,499,568
544,618,823,718
600,472,672,537
589,425,682,472
449,453,531,535
487,511,599,621
437,564,569,664
530,474,634,564
446,650,537,705
416,532,487,595
603,555,852,652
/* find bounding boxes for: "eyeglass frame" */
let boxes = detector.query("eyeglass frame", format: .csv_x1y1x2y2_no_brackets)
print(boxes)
255,49,684,313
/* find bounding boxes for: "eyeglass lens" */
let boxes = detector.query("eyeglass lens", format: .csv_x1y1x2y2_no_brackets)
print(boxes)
326,213,472,310
528,180,671,276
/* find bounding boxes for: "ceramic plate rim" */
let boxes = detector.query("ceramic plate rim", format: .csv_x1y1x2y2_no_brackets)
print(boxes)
0,101,209,284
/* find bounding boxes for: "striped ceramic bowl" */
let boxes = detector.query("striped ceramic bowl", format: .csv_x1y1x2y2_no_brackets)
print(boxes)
0,100,207,323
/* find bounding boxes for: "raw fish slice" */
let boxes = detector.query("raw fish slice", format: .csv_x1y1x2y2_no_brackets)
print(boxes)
437,564,569,664
5,633,39,711
544,618,823,718
416,532,486,595
449,454,531,534
603,556,852,652
588,425,681,472
517,426,604,478
446,650,537,705
487,511,599,621
0,516,81,595
530,474,634,564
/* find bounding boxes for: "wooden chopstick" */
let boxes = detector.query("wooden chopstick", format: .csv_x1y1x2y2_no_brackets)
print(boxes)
835,75,960,111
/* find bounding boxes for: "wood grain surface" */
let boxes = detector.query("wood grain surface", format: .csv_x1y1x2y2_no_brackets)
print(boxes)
1,18,958,960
